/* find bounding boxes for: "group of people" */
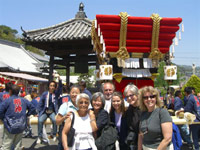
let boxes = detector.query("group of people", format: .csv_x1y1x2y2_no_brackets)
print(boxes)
167,87,200,150
0,78,200,150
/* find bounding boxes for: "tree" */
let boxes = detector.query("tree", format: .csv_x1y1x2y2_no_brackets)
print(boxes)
154,61,183,96
0,25,22,43
181,75,200,95
154,61,168,89
0,25,44,56
77,67,96,88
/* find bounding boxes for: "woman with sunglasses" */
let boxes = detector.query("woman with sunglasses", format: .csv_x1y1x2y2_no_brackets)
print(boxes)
110,92,129,150
123,84,141,150
62,93,98,150
138,86,173,150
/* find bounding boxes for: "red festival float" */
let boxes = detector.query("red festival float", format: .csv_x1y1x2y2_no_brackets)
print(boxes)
91,13,182,92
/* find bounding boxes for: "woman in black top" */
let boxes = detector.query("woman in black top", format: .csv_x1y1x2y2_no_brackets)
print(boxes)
124,83,141,150
110,92,129,150
91,92,109,138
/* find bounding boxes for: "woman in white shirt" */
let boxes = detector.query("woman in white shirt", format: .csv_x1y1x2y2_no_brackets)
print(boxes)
62,93,98,150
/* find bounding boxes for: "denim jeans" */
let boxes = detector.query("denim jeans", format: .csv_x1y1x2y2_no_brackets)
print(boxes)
38,112,57,138
178,124,192,144
190,124,200,150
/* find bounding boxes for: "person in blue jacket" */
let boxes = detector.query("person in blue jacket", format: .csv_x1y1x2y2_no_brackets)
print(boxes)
0,82,13,103
79,80,92,100
174,90,193,148
37,74,62,143
0,84,37,150
178,87,200,150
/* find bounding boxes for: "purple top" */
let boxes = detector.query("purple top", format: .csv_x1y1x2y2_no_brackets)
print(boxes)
114,111,122,132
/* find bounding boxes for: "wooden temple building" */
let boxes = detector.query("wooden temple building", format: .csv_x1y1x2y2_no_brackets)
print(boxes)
22,3,96,84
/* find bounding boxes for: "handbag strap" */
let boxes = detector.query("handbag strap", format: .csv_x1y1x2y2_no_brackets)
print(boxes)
70,112,75,128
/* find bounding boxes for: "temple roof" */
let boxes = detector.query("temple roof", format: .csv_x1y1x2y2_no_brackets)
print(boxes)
23,18,92,42
22,3,92,42
0,39,43,73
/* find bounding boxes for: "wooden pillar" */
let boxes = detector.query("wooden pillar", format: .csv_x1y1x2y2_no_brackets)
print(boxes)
66,60,70,86
49,53,54,81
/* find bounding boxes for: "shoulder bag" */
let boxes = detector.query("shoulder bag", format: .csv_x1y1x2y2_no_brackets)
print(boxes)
67,111,75,147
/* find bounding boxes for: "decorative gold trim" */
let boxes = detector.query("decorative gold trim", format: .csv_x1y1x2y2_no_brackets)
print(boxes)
116,12,129,61
109,52,144,58
91,20,103,64
131,53,144,58
149,14,163,60
149,73,159,81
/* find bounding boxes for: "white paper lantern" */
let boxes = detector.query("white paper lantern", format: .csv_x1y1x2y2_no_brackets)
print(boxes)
99,65,113,80
164,65,177,80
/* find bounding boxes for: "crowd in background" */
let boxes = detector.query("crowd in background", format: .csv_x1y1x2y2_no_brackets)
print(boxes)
0,76,200,150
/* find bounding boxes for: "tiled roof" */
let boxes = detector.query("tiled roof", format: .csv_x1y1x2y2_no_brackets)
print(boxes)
0,39,42,73
23,18,92,42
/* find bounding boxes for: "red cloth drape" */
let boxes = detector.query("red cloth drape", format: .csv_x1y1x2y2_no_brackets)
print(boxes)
113,78,154,93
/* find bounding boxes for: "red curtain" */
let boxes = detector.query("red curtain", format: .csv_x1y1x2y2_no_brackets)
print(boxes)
113,78,154,94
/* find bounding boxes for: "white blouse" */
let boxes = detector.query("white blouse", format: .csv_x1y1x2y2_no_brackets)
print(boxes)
70,112,97,150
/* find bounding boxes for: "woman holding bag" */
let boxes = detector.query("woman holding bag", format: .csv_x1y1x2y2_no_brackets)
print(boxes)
62,93,98,150
138,86,173,150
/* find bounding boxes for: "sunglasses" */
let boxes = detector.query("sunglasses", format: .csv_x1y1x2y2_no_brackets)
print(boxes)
143,95,156,100
79,101,89,105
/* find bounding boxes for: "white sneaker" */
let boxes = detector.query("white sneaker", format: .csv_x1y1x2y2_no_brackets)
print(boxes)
53,136,57,142
36,138,41,144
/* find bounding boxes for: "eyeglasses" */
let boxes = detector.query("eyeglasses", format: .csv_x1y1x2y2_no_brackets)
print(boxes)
143,95,156,100
79,101,89,105
126,94,135,99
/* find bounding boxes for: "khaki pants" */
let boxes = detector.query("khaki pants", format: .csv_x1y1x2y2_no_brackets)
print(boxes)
1,127,23,150
142,143,174,150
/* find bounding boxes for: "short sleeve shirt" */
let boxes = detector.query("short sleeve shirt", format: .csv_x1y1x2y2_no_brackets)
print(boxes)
140,108,172,149
58,101,77,116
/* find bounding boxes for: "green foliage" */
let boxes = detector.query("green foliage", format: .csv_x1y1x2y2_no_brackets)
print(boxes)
0,25,22,43
77,67,96,88
154,61,184,96
181,75,200,95
154,61,168,89
25,45,44,56
0,25,44,56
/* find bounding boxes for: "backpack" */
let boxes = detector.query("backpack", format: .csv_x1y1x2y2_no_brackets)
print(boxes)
159,108,182,150
95,122,119,150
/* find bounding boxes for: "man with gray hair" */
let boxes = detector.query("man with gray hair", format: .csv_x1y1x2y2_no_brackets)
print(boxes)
101,82,115,113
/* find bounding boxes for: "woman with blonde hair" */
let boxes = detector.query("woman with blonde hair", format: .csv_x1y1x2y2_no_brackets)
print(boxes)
138,86,173,150
62,93,98,150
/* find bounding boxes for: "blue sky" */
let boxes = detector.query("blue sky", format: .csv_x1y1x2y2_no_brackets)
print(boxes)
0,0,199,66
